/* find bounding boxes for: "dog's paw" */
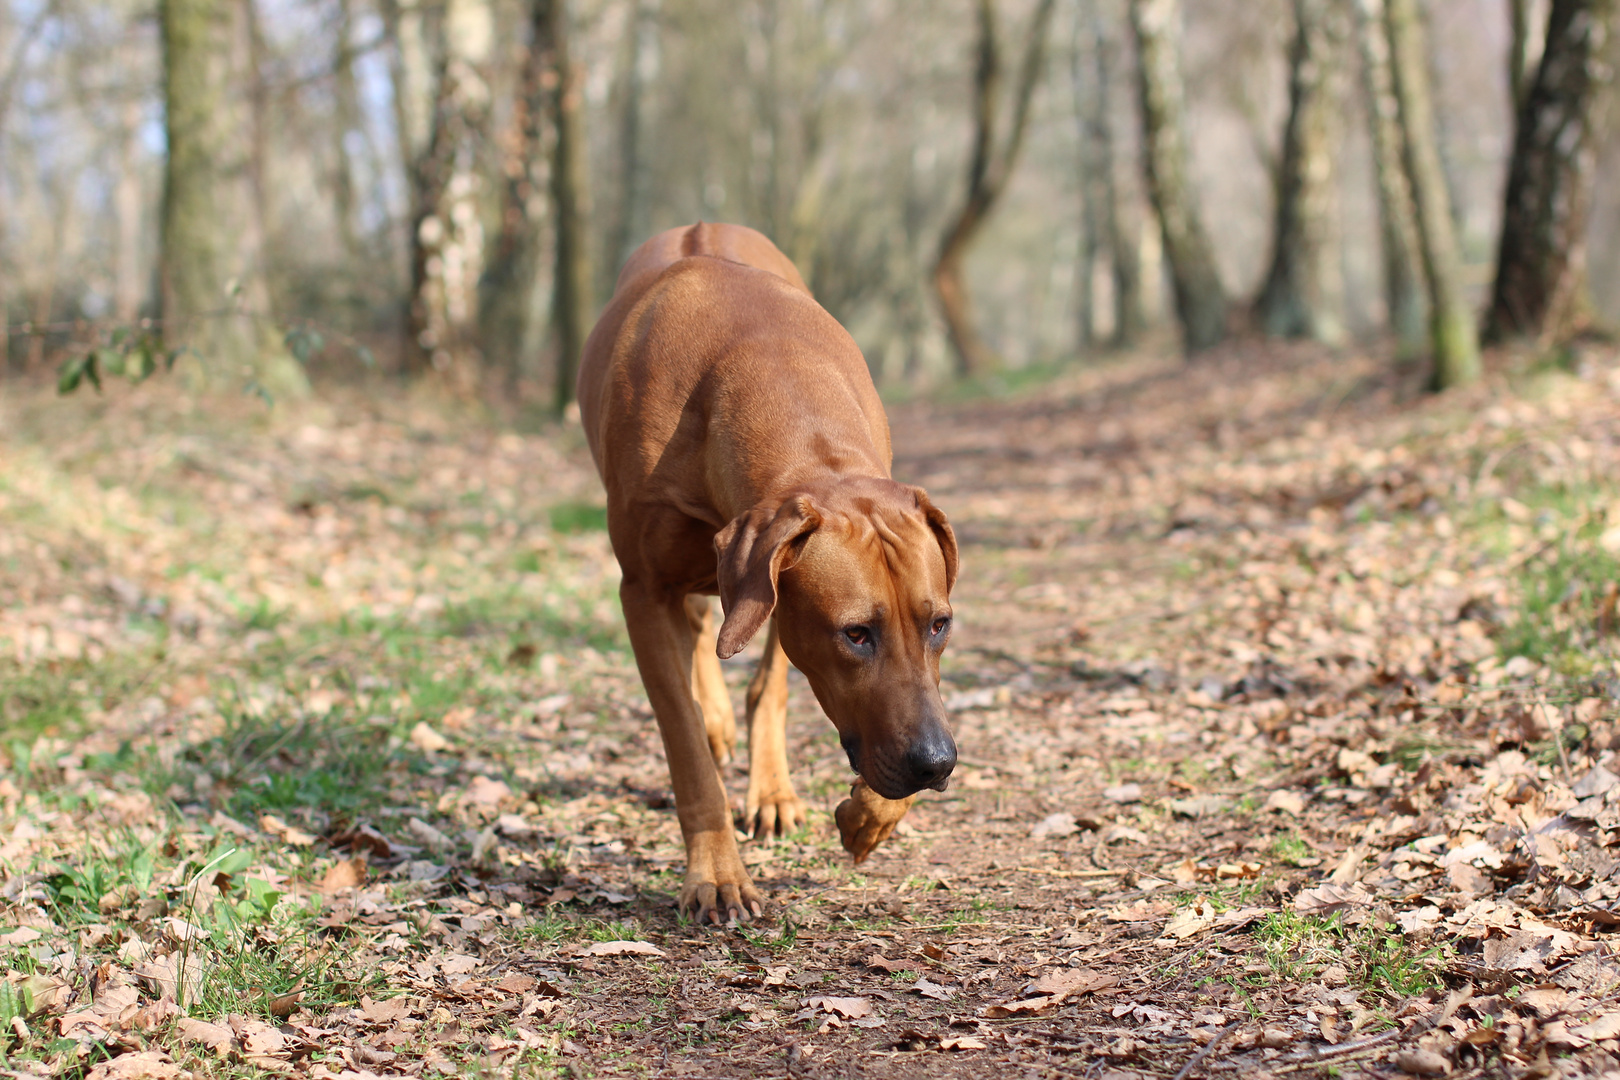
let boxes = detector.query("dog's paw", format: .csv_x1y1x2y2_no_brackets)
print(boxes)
678,834,764,925
835,779,916,864
743,784,805,839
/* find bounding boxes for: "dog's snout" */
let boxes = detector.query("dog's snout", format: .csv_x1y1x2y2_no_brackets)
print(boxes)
904,728,957,792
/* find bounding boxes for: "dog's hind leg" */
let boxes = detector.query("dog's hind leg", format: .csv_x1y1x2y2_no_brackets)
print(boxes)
685,594,737,768
742,619,804,838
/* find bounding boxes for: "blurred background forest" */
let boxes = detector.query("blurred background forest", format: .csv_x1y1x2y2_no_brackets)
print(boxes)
0,0,1614,409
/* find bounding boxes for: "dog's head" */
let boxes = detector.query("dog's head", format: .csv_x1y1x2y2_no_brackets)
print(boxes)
714,478,958,800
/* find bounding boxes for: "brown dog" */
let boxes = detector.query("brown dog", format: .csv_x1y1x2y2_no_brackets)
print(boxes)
577,222,959,924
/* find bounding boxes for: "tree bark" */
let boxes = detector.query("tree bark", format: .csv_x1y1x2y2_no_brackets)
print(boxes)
1509,0,1534,109
1072,18,1101,349
933,0,1058,378
404,0,493,380
1485,0,1614,343
331,0,365,258
114,101,145,323
478,0,551,386
1092,3,1143,348
611,0,659,274
1128,0,1227,354
1353,0,1426,357
160,0,305,394
1257,0,1348,345
1383,0,1481,389
544,0,592,412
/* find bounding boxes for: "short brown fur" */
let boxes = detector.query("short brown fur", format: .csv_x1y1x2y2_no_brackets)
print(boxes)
578,223,960,923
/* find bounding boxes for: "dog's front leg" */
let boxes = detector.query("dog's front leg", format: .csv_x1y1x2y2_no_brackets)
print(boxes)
742,620,804,838
621,581,763,923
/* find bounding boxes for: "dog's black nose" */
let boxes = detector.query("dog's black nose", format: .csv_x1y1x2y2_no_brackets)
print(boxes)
904,729,957,792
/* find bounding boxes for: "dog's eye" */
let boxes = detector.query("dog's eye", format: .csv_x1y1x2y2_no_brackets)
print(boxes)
844,626,871,646
930,616,951,637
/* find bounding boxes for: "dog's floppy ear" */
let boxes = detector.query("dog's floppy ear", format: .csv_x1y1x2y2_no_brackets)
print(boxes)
913,488,958,594
714,496,822,658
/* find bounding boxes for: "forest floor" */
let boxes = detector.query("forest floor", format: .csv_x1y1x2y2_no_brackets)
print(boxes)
3,339,1620,1080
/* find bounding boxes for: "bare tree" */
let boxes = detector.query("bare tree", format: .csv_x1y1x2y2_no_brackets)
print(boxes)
612,0,660,275
1384,0,1481,389
1073,0,1142,350
933,0,1058,378
1485,0,1614,344
479,0,552,386
543,0,592,412
1257,0,1348,345
1353,0,1425,357
160,0,304,394
403,0,494,381
1129,0,1227,354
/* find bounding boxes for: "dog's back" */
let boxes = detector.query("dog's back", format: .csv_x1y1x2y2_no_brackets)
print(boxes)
613,222,809,297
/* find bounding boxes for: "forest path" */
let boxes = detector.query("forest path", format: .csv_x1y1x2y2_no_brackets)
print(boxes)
2,342,1619,1079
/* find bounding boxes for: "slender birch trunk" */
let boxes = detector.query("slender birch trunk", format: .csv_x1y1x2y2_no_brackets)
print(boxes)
1128,0,1227,354
1384,0,1481,388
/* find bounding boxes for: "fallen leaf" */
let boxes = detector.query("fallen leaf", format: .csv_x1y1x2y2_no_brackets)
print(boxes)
59,983,139,1037
1263,789,1305,815
1103,783,1142,804
175,1016,235,1058
980,996,1058,1018
911,976,955,1001
318,858,366,894
1167,795,1230,818
1165,900,1217,939
85,1050,191,1080
407,817,455,852
1395,1048,1451,1075
258,813,317,847
940,1035,988,1050
358,996,413,1024
1031,812,1078,838
1024,968,1117,999
409,721,450,752
802,995,872,1019
579,940,666,958
1570,1012,1620,1042
1292,883,1371,915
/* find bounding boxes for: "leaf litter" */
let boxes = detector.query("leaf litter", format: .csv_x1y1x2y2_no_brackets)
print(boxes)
0,342,1618,1077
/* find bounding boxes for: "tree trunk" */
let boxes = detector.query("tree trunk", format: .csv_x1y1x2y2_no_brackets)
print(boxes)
115,102,145,323
1384,0,1481,389
1128,0,1227,354
478,0,551,386
404,0,493,381
1485,0,1614,343
1072,18,1100,349
160,0,305,395
1353,0,1426,357
545,0,592,412
612,0,659,274
331,0,365,258
1257,0,1348,345
933,0,1058,378
1509,0,1535,109
1092,3,1143,349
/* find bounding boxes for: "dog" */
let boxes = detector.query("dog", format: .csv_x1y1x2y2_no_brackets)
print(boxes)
577,222,959,924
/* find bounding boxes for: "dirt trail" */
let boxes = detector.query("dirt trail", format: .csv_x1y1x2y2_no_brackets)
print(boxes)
2,343,1620,1079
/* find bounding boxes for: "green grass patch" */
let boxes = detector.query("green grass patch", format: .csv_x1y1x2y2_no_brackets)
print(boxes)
548,501,608,534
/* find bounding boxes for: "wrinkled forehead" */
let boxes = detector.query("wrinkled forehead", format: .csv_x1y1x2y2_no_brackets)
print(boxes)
797,503,948,605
